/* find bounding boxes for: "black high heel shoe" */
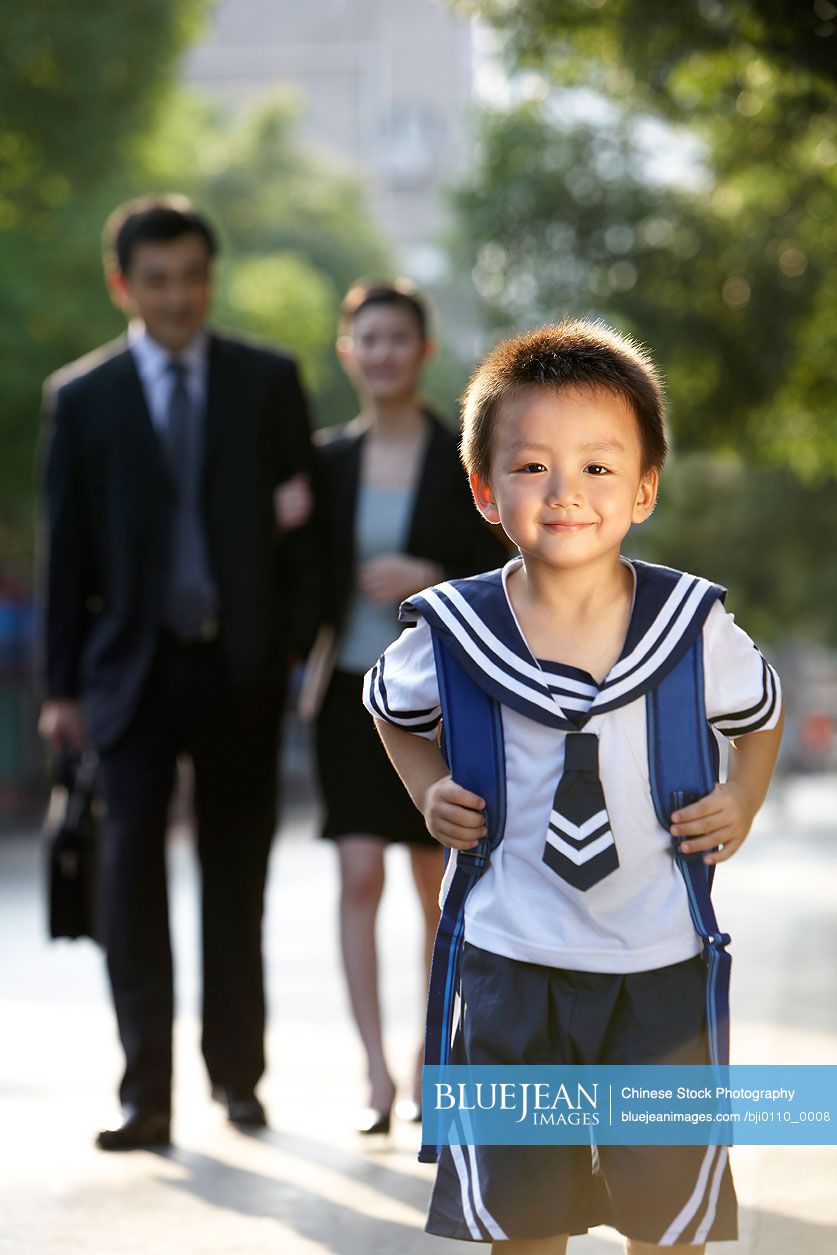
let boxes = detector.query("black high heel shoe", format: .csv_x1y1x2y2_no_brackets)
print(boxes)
394,1097,422,1124
355,1105,392,1136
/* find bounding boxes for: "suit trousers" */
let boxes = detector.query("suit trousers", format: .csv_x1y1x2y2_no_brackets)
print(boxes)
97,631,283,1111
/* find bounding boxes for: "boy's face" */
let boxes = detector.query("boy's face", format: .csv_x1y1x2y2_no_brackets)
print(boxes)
470,384,658,575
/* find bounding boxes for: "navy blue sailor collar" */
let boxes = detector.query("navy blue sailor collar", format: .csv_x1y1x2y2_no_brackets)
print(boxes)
399,557,726,731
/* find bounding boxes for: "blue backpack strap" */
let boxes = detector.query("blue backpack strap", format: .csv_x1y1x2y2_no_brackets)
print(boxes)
419,632,506,1164
647,636,731,1066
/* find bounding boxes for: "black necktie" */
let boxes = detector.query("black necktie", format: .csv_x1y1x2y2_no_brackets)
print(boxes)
543,732,618,890
161,361,216,639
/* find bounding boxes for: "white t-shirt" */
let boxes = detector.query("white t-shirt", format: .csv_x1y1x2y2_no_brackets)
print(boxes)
363,558,781,975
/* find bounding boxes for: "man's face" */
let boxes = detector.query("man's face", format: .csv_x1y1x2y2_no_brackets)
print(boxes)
114,233,212,352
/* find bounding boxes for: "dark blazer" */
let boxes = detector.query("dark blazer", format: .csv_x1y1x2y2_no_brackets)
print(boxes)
314,411,508,639
39,332,317,749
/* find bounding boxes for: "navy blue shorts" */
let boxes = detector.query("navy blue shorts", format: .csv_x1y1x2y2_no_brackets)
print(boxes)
426,944,738,1245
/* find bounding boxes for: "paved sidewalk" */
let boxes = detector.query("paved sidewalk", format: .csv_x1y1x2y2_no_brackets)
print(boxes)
1,775,836,1254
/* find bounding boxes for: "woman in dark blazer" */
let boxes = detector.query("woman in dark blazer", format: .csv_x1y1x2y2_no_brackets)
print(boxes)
313,281,506,1134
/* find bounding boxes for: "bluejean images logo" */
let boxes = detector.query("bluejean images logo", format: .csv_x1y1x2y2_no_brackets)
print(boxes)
433,1078,600,1128
422,1066,837,1146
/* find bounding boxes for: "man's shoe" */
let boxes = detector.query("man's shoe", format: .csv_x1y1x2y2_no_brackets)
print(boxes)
212,1085,267,1128
95,1106,171,1151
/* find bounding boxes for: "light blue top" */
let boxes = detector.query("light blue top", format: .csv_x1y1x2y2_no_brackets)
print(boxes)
337,484,416,673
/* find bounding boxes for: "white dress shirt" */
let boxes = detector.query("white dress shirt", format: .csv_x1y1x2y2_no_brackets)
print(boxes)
128,321,209,431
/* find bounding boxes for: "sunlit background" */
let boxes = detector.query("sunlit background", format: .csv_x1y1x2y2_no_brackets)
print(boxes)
0,6,836,1253
2,0,836,822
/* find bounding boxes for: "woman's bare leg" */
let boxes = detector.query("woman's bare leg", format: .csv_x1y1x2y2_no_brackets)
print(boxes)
337,835,394,1112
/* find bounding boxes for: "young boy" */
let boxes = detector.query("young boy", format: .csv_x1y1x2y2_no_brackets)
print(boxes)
363,320,783,1254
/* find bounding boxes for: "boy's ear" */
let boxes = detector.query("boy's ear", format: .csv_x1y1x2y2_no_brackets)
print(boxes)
632,468,659,523
470,472,501,524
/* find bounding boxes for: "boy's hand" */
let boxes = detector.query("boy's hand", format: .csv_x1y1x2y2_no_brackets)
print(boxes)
423,775,487,850
670,781,758,865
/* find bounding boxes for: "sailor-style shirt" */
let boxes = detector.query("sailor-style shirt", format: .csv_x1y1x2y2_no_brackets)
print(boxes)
363,558,781,974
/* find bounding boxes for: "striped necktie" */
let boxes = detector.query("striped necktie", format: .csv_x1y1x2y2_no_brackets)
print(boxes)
160,360,216,639
543,732,618,890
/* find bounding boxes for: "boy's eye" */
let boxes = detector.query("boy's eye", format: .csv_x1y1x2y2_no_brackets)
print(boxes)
516,462,547,474
585,464,610,476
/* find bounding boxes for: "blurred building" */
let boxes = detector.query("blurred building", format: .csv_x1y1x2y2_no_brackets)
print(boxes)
182,0,476,282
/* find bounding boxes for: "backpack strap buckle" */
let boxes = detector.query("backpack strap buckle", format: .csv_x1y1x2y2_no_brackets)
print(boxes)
456,835,492,872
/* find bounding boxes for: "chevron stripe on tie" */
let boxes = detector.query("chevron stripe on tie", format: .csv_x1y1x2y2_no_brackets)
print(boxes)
542,732,618,891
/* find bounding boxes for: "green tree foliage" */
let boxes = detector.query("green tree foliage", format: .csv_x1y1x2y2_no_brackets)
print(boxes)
136,90,393,421
446,0,837,640
451,100,836,472
636,457,837,646
0,10,393,574
0,1,207,570
0,2,206,227
454,0,836,111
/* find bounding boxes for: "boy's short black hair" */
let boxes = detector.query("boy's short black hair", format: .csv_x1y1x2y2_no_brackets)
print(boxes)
103,194,218,275
461,319,668,479
340,279,429,340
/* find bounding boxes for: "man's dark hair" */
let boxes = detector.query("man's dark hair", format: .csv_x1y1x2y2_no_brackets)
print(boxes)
340,279,429,340
103,194,218,275
461,319,668,480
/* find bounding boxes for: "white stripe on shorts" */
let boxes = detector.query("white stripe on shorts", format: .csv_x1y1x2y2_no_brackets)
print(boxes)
466,1143,508,1240
450,1143,482,1239
694,1146,729,1244
657,1144,718,1245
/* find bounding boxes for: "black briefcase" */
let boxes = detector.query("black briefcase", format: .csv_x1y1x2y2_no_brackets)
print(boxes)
44,751,100,942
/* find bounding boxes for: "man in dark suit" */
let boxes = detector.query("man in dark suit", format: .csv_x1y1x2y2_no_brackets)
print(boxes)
38,195,317,1149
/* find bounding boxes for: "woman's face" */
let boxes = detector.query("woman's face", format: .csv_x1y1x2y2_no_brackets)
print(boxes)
340,302,428,404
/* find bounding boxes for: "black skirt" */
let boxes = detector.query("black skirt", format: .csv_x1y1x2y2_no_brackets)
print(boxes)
315,668,436,844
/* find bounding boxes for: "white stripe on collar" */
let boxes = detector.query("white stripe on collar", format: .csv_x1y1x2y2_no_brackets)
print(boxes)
420,586,561,720
499,559,603,698
593,577,714,710
607,569,699,683
403,559,724,726
440,579,597,699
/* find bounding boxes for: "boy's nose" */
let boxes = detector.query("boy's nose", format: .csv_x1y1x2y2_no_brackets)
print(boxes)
546,472,582,507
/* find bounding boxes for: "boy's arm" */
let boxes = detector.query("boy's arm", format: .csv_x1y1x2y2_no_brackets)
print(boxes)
669,709,784,864
374,719,487,850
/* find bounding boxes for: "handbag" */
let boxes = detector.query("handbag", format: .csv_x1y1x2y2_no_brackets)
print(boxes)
296,624,337,722
44,750,100,942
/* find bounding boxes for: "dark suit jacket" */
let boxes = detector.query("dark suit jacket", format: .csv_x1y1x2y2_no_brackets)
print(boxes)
314,411,508,639
39,332,318,749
